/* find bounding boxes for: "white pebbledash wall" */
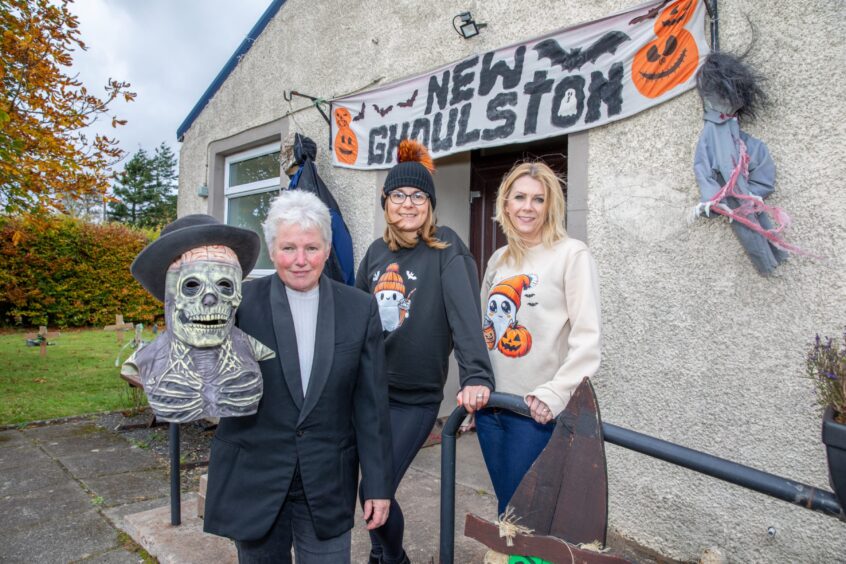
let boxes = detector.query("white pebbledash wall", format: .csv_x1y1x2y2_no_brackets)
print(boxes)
178,0,846,560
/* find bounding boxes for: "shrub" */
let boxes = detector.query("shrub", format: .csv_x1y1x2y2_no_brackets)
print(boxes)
0,214,163,327
806,328,846,424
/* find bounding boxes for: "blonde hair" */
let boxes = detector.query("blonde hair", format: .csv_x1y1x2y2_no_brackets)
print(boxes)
382,201,449,251
494,161,567,265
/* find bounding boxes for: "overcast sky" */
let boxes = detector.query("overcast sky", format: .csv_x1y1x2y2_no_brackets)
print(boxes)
69,0,270,164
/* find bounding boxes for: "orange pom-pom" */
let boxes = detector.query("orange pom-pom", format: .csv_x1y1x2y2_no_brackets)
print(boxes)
397,139,434,173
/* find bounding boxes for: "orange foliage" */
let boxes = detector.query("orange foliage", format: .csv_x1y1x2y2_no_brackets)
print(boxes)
0,214,162,327
0,0,135,214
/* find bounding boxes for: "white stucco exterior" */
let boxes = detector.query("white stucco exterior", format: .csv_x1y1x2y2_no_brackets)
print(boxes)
178,1,846,561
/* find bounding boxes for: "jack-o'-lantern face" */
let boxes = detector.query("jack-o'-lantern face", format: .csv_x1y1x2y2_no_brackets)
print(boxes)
334,129,358,165
334,107,351,129
632,29,698,98
656,0,695,33
333,107,358,165
497,324,532,358
483,324,496,350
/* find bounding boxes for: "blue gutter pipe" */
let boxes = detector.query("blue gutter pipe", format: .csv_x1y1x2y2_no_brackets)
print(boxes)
176,0,287,141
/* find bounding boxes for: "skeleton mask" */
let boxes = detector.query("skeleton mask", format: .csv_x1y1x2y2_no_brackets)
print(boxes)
123,216,272,423
165,246,242,348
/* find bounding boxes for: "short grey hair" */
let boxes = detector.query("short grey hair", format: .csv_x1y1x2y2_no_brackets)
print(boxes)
262,189,332,253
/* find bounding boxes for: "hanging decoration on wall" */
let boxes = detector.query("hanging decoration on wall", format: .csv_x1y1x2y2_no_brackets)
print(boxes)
283,132,356,285
330,0,709,170
122,215,274,423
689,52,805,275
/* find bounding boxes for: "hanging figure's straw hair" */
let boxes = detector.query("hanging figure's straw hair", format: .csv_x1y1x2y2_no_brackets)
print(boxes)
696,51,768,123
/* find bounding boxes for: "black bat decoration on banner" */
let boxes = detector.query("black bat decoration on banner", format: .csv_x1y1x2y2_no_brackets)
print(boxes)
629,0,671,25
353,102,366,121
372,103,393,117
534,31,630,72
397,89,418,108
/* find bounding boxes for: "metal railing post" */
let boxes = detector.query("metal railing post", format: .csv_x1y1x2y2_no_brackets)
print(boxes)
438,392,843,564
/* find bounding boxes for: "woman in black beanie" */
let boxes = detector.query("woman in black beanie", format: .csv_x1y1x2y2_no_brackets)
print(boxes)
355,139,495,564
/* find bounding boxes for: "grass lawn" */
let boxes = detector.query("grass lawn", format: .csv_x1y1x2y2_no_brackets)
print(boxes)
0,327,153,425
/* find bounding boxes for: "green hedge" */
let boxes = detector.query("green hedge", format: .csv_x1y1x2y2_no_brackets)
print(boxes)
0,214,163,327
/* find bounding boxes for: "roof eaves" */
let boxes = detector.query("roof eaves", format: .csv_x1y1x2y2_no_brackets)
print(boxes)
176,0,287,142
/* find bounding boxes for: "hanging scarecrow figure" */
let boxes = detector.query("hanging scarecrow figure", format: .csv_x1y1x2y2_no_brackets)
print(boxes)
122,215,274,423
690,51,801,275
283,132,356,285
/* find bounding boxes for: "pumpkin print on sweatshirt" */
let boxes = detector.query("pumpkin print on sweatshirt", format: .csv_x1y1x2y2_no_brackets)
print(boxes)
483,273,537,358
372,263,416,332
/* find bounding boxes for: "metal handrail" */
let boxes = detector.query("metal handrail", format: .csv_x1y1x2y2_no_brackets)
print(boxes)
439,392,844,564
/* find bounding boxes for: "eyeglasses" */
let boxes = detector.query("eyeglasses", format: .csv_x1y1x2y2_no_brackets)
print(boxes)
388,191,429,206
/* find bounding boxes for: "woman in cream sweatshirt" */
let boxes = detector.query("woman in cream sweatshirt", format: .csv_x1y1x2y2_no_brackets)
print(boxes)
476,161,602,515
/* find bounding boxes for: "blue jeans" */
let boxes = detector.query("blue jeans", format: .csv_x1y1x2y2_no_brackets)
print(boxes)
236,471,351,564
365,400,439,564
475,408,555,515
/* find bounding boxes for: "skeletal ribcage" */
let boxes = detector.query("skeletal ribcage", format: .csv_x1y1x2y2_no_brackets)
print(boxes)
211,369,263,416
146,374,204,423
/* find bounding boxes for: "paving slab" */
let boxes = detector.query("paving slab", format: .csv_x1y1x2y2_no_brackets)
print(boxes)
82,468,170,508
0,508,118,563
37,430,129,458
77,548,146,564
0,456,68,495
412,430,496,499
0,429,28,448
116,437,497,564
121,494,237,564
0,481,94,532
59,445,161,478
351,464,495,563
21,420,101,441
0,441,53,470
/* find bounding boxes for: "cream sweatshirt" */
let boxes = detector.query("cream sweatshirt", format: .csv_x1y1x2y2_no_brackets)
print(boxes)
481,237,601,416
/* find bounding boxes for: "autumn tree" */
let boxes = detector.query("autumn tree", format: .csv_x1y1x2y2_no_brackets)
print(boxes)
109,143,177,228
0,0,135,214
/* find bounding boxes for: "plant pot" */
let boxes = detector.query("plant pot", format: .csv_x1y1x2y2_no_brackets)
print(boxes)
822,407,846,509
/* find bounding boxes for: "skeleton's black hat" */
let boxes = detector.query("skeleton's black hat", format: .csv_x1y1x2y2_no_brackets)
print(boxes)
131,214,260,302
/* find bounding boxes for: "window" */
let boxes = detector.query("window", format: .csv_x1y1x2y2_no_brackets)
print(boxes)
224,143,281,275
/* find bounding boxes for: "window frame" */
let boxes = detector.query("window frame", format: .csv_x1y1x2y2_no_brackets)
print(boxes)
223,142,282,277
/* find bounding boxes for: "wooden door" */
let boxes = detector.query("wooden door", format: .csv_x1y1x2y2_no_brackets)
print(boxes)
469,138,568,281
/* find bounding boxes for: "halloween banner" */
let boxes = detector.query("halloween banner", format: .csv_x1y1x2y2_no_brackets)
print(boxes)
330,0,708,169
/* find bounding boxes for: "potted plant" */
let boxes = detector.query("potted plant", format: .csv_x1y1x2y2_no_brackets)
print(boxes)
806,328,846,509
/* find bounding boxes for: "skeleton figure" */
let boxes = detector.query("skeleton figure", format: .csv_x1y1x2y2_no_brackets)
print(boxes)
123,216,273,423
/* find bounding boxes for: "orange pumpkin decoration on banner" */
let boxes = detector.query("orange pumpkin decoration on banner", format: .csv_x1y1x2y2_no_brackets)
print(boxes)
654,0,695,32
632,0,699,99
333,107,359,165
497,324,532,358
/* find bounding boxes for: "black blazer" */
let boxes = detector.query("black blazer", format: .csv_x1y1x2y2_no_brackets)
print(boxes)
203,274,392,541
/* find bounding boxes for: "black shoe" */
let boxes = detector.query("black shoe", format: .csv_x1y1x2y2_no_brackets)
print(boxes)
368,551,381,564
381,551,410,564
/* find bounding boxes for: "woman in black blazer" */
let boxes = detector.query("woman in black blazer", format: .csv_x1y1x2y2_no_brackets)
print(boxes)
204,190,393,564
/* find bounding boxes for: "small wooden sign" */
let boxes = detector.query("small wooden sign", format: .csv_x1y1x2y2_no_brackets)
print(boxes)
25,325,61,357
104,314,134,343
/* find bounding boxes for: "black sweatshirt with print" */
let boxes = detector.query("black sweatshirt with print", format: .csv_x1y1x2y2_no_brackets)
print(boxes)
355,226,495,405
